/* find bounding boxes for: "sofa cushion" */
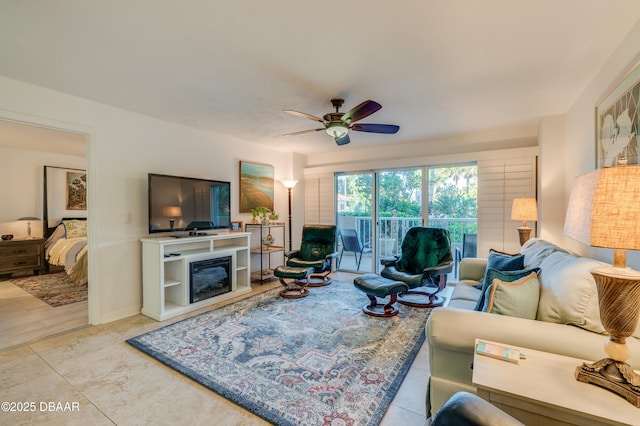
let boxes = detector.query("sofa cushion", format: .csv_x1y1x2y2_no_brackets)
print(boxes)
520,238,570,269
536,251,607,334
476,250,525,290
475,268,540,311
482,271,540,320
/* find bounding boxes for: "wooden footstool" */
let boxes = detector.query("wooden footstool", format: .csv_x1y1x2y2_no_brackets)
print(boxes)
353,273,409,317
274,265,314,298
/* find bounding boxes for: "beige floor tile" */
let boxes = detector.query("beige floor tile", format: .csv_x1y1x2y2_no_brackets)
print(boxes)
2,273,434,425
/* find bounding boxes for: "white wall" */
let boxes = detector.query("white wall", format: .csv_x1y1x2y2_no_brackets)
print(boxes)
563,20,640,269
537,115,565,245
0,76,295,324
0,146,86,238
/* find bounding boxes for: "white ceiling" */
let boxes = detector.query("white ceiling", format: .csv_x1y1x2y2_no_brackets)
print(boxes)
1,1,639,154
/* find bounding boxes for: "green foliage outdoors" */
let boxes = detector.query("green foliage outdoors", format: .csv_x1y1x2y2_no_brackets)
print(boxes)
337,166,478,243
338,166,477,219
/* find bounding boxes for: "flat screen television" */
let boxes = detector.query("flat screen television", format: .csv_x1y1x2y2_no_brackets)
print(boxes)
148,173,231,234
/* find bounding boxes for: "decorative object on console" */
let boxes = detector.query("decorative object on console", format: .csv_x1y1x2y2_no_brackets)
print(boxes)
281,179,298,251
18,216,40,239
596,59,640,168
239,161,274,213
250,206,270,225
564,165,640,407
511,197,538,246
162,206,182,230
229,221,243,232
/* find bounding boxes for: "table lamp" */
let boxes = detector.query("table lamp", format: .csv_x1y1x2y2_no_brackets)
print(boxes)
563,165,640,407
511,197,538,246
18,216,40,240
162,206,182,230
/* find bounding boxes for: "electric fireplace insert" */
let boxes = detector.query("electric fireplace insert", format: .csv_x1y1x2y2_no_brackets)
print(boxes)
189,256,232,303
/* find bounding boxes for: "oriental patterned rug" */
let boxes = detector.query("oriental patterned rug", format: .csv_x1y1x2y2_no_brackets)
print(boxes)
10,272,87,307
126,281,431,426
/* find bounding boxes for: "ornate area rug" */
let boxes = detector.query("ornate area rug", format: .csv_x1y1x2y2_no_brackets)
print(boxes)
10,272,87,307
127,281,431,426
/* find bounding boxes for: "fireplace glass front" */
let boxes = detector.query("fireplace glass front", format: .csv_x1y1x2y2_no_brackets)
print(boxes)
189,256,232,303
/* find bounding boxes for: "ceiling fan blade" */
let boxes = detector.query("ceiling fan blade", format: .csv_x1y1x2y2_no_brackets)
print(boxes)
284,128,324,136
335,134,350,146
283,109,325,123
340,100,382,123
351,123,400,134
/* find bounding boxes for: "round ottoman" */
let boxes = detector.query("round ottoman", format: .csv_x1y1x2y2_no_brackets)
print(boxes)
353,273,409,317
274,265,314,298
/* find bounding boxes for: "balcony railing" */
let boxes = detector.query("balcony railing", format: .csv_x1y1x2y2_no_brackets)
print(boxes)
337,216,477,258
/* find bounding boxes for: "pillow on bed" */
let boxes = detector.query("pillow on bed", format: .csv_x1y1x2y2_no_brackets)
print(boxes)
44,223,66,250
63,219,87,238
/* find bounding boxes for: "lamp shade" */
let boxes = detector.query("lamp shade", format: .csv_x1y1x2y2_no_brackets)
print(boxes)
282,180,298,189
511,198,538,222
18,216,40,221
564,166,640,250
162,206,182,217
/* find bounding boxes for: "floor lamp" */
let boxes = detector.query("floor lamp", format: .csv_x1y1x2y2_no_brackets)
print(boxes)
282,180,298,251
564,165,640,407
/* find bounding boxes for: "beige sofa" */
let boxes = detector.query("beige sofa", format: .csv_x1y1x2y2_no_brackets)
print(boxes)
425,238,640,415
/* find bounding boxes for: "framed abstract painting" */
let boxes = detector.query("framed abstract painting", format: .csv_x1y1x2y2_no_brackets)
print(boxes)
239,161,274,213
596,59,640,168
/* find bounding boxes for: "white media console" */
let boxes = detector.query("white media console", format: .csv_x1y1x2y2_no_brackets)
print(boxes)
141,232,251,321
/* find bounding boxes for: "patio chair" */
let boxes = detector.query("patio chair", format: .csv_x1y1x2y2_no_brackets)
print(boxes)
454,233,477,278
338,228,371,270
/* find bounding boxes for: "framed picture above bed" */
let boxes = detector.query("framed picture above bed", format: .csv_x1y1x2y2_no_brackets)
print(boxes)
44,165,87,228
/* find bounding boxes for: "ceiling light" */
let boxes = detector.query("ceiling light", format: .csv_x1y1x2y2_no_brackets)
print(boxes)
326,122,349,138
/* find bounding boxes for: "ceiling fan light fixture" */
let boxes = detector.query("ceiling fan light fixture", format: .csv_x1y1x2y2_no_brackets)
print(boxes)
326,122,349,138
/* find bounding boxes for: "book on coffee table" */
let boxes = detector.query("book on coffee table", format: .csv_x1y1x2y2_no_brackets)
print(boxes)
475,340,522,364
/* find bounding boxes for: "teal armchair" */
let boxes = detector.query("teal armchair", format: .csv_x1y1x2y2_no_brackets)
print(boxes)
285,224,339,286
380,227,453,307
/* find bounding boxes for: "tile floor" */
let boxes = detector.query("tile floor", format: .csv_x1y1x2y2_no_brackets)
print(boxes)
0,275,437,426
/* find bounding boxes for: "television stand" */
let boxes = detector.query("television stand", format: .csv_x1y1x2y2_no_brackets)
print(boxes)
141,233,251,321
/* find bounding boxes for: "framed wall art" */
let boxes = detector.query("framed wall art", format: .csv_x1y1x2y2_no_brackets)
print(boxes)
44,165,87,227
596,59,640,168
66,171,87,210
239,161,274,213
230,221,243,232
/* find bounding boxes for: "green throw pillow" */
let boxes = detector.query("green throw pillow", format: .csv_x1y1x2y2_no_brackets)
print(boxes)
475,267,540,311
482,271,541,320
62,219,87,238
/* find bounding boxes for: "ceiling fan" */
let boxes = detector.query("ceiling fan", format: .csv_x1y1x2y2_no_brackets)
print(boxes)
283,98,399,146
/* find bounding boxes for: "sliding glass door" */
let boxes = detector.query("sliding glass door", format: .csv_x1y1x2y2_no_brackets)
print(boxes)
336,172,374,272
336,168,423,273
375,169,423,265
336,164,477,274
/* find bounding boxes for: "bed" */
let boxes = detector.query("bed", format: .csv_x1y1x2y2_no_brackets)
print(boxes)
44,218,88,285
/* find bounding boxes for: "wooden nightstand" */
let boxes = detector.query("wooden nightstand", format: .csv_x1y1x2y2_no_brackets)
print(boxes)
0,238,46,276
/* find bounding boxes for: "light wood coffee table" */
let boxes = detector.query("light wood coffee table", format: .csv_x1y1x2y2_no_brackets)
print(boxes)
472,339,640,426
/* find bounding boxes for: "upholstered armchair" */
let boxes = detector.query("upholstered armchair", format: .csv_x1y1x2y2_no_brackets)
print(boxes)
285,224,339,286
380,226,453,307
